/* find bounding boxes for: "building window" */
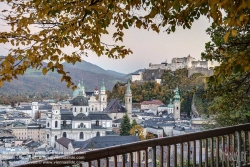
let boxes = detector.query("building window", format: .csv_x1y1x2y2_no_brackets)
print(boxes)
75,107,76,112
55,135,57,141
79,132,84,139
55,121,58,128
47,134,49,139
96,120,99,126
63,120,66,127
63,132,67,138
177,107,178,110
86,108,87,112
47,123,50,127
80,123,83,128
80,107,82,112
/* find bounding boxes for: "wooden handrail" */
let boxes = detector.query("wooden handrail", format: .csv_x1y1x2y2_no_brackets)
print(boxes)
17,123,250,167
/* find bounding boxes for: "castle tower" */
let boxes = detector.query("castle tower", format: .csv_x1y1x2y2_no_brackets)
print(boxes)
173,87,181,120
125,80,132,121
99,80,107,111
187,54,193,69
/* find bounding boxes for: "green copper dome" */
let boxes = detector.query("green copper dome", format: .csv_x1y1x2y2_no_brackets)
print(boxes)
100,80,105,91
168,98,174,108
174,86,180,102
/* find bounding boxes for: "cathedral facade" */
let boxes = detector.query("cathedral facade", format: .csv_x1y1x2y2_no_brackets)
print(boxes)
46,81,111,147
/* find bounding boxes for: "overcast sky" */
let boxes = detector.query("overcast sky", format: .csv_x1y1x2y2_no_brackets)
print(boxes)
0,2,212,74
84,16,212,74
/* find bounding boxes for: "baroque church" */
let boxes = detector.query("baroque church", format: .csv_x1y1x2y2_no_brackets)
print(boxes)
46,80,132,147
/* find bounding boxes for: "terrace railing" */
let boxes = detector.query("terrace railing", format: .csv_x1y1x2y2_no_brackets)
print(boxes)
18,123,250,167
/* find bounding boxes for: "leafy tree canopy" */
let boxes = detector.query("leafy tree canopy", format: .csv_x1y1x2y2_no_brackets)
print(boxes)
130,124,145,140
0,0,249,88
203,21,250,126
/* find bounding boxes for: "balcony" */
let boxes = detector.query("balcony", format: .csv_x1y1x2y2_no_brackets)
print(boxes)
18,124,250,167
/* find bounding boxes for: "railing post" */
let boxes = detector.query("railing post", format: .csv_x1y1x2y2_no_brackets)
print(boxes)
237,131,242,167
152,146,156,167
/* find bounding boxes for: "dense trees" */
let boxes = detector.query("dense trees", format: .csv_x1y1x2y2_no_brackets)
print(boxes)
109,69,206,116
201,20,250,126
0,0,249,88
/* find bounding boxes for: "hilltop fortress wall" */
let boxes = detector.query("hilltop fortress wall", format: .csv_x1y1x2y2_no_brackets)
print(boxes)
188,67,214,78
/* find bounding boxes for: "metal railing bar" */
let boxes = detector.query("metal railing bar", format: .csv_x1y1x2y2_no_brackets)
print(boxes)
227,135,230,167
199,139,202,167
211,138,214,167
222,135,225,167
106,157,109,167
216,137,219,167
180,143,183,167
137,151,141,167
145,149,148,167
160,146,163,167
193,140,196,167
187,142,190,166
174,144,177,167
244,131,247,165
205,138,208,167
114,155,117,167
130,152,133,167
167,145,170,167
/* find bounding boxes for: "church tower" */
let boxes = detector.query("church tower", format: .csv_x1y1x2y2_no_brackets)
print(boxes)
99,80,107,111
125,80,132,121
173,87,181,120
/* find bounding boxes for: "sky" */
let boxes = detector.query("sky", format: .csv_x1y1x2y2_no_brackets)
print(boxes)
0,2,212,75
83,17,212,74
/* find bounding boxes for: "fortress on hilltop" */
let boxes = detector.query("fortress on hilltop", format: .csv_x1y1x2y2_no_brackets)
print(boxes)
132,55,215,83
149,55,214,72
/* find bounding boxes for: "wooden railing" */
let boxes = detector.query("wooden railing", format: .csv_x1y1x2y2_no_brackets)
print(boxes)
18,124,250,167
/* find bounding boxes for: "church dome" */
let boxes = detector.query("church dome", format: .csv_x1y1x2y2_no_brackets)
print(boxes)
72,96,89,106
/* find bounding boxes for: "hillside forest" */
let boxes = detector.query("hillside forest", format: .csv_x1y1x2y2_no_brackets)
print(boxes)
108,69,208,117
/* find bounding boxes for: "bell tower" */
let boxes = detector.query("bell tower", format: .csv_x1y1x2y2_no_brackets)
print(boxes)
125,79,132,121
173,87,181,120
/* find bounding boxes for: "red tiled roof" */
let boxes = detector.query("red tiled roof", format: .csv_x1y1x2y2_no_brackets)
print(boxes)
141,100,164,105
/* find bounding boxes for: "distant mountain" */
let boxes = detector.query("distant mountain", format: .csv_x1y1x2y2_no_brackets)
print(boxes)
106,70,126,78
63,60,126,78
0,61,127,95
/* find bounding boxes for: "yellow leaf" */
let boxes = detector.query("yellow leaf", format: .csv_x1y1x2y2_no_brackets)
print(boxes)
231,29,237,37
224,31,230,42
42,67,48,75
240,14,245,21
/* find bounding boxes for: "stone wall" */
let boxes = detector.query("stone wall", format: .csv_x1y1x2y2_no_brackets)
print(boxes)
188,67,214,78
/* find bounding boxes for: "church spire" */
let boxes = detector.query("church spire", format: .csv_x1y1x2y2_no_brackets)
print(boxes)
126,79,132,94
100,79,105,91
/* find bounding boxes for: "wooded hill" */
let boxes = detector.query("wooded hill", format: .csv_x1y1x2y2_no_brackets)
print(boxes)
108,69,208,116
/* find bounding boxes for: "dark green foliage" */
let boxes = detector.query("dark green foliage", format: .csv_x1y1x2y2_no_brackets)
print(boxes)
202,23,250,126
131,119,138,128
120,114,131,136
